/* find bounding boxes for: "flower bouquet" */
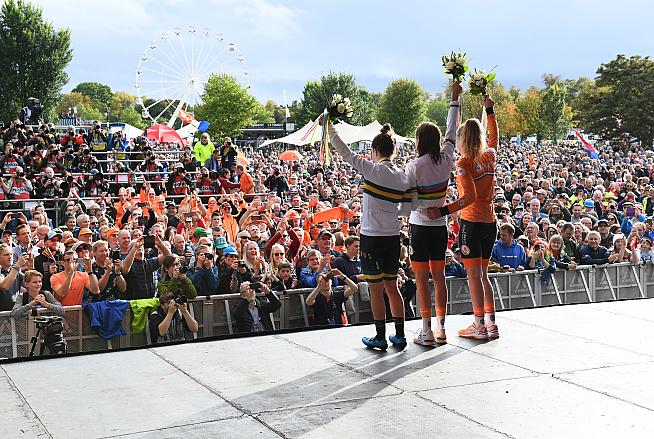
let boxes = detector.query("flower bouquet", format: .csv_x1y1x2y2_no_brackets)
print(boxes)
442,51,468,81
468,69,496,96
327,94,353,123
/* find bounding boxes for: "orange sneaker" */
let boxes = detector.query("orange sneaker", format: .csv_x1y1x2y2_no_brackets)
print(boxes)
487,324,499,339
458,323,489,340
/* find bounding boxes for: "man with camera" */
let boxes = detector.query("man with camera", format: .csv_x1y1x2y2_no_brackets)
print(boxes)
220,137,238,170
51,250,100,306
122,234,171,300
233,280,281,333
166,163,194,196
148,290,198,344
88,122,108,171
0,244,30,311
305,269,358,326
92,240,126,302
1,165,33,200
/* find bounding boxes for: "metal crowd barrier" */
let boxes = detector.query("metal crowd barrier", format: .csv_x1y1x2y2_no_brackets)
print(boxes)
1,262,653,359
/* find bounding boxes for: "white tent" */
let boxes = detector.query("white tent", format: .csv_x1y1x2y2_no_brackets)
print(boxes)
176,124,198,144
260,119,414,147
108,123,143,140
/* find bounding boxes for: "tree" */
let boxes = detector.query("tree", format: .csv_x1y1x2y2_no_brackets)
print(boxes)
376,79,427,137
0,0,72,121
54,92,103,121
72,82,113,107
296,71,377,126
580,55,654,145
540,83,570,141
515,87,543,138
426,96,449,131
194,74,265,140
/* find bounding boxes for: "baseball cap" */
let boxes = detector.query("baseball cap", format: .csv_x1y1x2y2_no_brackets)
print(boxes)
78,228,93,236
214,236,229,250
46,230,63,241
494,194,506,201
597,219,609,226
193,227,210,238
318,230,333,239
106,227,119,238
584,200,594,208
223,246,238,256
72,241,92,252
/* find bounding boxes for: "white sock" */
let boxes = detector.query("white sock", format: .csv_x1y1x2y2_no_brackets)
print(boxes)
485,313,496,327
474,315,485,328
435,315,445,332
422,317,431,333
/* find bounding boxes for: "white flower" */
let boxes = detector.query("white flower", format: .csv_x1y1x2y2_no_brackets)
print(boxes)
343,97,351,105
455,56,467,66
346,111,353,118
337,103,345,113
446,61,456,70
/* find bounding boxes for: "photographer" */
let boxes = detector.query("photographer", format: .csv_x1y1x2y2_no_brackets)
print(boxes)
122,235,171,300
156,255,197,299
85,169,109,197
217,246,239,294
50,250,99,306
148,291,198,344
0,245,29,311
1,166,33,199
34,230,63,291
305,269,358,327
166,163,194,196
233,280,281,333
88,122,109,171
71,147,99,174
91,240,126,302
190,249,219,296
11,270,64,318
264,168,289,198
137,149,164,193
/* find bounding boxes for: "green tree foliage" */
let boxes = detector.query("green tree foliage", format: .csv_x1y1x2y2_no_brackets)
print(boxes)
55,92,103,121
194,74,265,140
516,87,543,138
540,83,570,141
71,82,113,107
0,0,73,121
376,79,427,137
579,55,654,145
296,72,377,126
426,95,449,131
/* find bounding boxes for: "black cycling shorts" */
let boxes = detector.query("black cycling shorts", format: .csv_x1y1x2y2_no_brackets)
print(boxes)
458,220,497,260
409,224,448,262
360,234,400,283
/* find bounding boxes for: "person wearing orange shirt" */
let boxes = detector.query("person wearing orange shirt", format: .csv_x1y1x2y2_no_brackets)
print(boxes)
236,164,254,199
427,95,499,341
51,250,99,306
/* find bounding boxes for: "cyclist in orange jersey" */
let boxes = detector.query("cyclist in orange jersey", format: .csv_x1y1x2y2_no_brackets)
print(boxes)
426,95,499,340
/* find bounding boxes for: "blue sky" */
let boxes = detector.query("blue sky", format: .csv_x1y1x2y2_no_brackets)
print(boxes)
38,0,654,106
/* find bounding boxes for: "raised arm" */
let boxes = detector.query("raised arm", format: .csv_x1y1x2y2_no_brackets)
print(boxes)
327,123,376,176
485,96,498,150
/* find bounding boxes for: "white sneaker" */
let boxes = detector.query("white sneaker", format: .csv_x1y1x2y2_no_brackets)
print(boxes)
413,329,435,346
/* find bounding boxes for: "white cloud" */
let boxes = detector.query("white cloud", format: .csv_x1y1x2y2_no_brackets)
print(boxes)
211,0,302,41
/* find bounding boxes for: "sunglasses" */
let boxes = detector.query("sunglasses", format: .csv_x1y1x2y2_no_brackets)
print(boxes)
273,252,284,256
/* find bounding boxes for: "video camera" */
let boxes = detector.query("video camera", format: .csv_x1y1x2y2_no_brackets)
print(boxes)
19,97,44,125
30,315,67,356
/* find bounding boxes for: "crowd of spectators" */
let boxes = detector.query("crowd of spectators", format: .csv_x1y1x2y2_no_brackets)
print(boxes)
1,116,654,344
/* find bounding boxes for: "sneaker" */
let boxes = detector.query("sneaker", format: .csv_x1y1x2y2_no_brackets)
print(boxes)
362,336,388,350
389,334,407,349
413,329,435,346
487,324,499,339
458,324,489,340
434,329,447,345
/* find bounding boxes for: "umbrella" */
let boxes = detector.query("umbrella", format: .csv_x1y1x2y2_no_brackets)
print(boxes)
278,150,303,161
145,124,186,145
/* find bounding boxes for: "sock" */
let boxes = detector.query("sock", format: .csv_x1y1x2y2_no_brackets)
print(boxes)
485,313,496,327
422,317,431,334
374,320,386,340
474,315,485,328
435,315,445,332
393,317,405,338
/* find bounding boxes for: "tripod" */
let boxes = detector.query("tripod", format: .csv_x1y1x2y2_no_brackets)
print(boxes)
28,325,68,357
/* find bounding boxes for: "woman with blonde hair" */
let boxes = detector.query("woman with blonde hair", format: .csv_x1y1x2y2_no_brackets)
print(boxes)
243,240,267,279
427,94,500,340
12,270,64,318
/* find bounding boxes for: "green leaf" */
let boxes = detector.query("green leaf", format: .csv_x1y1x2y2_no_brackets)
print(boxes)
486,73,497,82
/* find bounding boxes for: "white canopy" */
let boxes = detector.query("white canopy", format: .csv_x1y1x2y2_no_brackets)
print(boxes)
108,123,143,140
260,119,414,147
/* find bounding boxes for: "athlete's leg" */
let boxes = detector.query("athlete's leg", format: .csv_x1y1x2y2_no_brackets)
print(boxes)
412,262,432,331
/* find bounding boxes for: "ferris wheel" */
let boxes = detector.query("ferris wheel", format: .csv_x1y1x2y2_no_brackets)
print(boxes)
135,26,250,127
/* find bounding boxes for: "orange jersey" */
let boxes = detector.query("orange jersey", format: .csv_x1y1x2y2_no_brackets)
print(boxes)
445,113,498,223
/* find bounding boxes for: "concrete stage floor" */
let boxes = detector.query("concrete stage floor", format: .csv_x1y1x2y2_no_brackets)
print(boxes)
2,299,654,439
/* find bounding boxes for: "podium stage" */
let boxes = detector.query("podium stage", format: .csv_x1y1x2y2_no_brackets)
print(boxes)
2,299,654,438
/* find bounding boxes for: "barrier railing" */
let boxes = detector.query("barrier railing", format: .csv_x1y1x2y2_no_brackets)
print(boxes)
1,262,653,359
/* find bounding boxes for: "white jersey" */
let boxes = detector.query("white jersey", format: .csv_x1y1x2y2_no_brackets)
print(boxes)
406,101,459,227
329,128,411,236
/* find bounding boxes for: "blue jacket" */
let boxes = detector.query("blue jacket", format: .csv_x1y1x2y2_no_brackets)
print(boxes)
298,266,338,289
491,239,527,269
579,244,610,265
445,262,467,278
621,215,646,236
83,300,130,340
191,267,219,296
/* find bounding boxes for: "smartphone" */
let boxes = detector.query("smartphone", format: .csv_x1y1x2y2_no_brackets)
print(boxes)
324,272,334,281
111,249,121,261
137,202,146,207
184,212,193,218
626,207,635,218
143,236,155,248
76,257,86,266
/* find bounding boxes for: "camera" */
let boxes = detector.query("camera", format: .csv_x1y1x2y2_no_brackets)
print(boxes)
402,236,410,246
324,272,334,281
238,260,247,269
66,175,74,183
143,236,155,248
111,249,121,261
534,244,542,251
173,288,188,305
178,266,188,275
250,282,261,292
31,315,67,356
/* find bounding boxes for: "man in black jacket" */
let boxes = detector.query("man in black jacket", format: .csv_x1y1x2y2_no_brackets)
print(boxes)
579,231,610,265
233,281,281,333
